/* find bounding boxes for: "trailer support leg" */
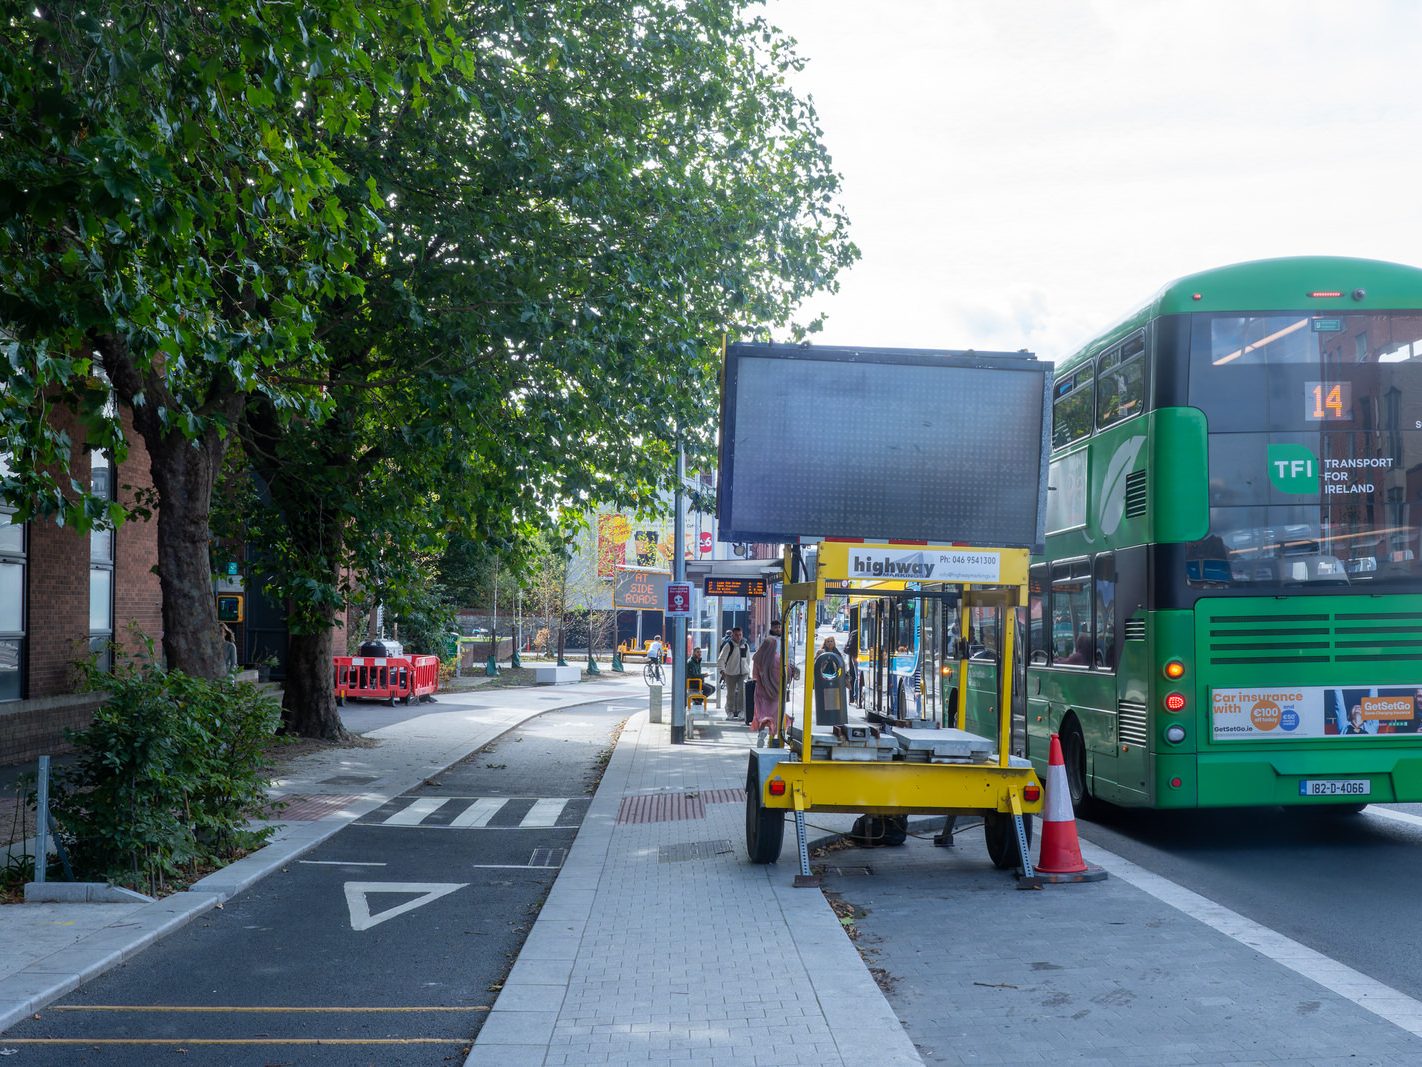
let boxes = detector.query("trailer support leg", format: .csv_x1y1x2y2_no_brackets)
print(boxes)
791,782,819,888
1011,792,1041,890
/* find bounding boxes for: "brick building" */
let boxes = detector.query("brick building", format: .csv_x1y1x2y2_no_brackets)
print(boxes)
0,407,162,765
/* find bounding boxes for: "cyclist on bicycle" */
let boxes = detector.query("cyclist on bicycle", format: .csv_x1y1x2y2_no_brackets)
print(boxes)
646,635,664,667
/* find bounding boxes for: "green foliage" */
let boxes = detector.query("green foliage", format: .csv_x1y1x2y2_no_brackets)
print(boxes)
50,657,282,895
389,587,456,656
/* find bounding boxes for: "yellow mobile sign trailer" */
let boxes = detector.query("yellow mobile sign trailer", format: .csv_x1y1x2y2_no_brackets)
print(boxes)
746,540,1045,885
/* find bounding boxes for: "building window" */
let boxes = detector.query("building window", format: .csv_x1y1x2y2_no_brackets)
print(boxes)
0,508,23,701
90,451,114,673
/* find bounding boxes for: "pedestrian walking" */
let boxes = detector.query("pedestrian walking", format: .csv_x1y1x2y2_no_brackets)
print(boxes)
717,626,751,720
751,619,798,747
221,625,239,675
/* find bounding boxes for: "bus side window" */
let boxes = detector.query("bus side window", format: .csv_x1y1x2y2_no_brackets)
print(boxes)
1029,565,1049,665
1052,560,1092,667
1053,370,1094,448
1093,553,1116,671
1096,333,1145,429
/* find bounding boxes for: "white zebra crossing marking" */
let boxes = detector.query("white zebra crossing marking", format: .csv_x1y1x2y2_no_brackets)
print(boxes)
381,797,450,826
364,796,580,828
448,797,506,828
519,799,568,828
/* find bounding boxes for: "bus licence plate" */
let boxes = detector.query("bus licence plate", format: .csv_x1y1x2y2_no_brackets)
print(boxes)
1298,779,1369,797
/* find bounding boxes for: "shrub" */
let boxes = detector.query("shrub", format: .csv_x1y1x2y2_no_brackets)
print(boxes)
51,656,282,895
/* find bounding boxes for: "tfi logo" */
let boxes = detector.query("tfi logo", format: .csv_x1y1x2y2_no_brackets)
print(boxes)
1266,444,1320,494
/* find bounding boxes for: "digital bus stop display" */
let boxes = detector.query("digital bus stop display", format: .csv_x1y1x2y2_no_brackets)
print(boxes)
703,577,768,597
717,343,1051,548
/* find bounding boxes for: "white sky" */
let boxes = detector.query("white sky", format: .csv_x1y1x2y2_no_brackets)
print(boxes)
766,0,1422,362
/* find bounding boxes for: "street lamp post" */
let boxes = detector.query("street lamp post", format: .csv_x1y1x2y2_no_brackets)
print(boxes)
671,435,687,744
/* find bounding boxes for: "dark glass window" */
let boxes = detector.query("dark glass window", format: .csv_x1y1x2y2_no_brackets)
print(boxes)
1028,565,1048,665
0,509,23,701
1053,371,1094,448
90,452,114,672
1051,559,1092,666
1096,333,1145,429
1093,554,1116,670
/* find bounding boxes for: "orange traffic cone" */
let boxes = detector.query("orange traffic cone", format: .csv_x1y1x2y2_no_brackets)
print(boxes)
1035,733,1107,883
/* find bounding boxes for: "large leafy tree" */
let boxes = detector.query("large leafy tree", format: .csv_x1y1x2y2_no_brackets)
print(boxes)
0,2,454,675
235,0,857,737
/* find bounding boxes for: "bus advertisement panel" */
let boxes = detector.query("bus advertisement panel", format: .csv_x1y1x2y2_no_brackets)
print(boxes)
1211,686,1422,739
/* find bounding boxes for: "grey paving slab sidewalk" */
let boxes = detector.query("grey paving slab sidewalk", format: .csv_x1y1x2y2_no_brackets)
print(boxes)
466,713,925,1067
0,673,643,1034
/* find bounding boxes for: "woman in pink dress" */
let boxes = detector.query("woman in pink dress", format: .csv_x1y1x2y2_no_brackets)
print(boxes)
750,621,797,746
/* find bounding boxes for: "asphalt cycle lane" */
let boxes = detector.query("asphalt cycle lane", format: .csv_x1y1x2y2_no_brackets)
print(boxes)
1,699,631,1065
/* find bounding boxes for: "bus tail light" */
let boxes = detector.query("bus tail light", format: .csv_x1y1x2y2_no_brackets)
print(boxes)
1164,692,1187,713
1169,776,1183,789
1163,660,1185,680
1023,783,1041,803
1165,724,1186,744
768,779,786,796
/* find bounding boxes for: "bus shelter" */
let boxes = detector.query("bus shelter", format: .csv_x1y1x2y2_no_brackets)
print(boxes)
746,540,1045,886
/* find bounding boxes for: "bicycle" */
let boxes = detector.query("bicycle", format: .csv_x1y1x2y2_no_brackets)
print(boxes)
642,657,665,686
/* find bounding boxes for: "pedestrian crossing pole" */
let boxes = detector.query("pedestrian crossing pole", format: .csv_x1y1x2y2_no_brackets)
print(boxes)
671,433,687,744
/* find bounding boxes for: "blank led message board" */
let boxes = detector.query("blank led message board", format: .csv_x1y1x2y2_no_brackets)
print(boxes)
717,343,1051,549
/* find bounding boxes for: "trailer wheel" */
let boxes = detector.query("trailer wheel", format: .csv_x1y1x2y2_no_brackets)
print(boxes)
745,762,785,864
984,810,1032,870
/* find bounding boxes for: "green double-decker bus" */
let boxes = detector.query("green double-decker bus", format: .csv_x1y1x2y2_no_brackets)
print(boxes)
963,256,1422,812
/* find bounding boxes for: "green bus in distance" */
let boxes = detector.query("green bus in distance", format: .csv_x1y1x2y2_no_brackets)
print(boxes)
962,256,1422,813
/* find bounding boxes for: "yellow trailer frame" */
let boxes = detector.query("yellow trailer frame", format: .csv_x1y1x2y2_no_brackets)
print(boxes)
746,541,1045,885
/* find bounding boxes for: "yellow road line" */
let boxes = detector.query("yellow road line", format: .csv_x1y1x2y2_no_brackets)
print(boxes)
48,1004,489,1013
0,1038,468,1046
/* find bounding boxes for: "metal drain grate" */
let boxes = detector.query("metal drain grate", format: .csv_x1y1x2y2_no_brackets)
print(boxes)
528,847,567,868
658,839,734,863
319,774,380,787
616,792,707,824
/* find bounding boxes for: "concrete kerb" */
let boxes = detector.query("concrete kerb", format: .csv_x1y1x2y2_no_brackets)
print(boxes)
0,680,639,1037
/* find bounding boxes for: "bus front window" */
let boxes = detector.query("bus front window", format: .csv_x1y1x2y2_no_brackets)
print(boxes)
1186,311,1422,592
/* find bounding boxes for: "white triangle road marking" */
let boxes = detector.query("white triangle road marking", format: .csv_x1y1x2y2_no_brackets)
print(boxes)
343,881,467,931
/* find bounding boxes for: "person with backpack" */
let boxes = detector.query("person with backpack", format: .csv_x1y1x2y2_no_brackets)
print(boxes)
717,626,750,721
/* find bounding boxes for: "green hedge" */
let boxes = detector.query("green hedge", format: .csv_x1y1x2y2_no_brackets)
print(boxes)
52,659,282,895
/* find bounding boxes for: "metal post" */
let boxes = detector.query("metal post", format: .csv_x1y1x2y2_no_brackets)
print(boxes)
671,435,687,744
34,755,49,884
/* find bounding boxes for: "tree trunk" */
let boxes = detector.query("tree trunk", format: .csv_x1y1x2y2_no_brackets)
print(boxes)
283,627,349,740
147,436,225,677
98,334,229,678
